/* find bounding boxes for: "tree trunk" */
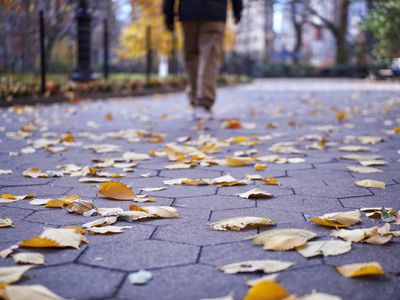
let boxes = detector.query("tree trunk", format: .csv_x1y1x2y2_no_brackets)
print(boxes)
335,0,350,64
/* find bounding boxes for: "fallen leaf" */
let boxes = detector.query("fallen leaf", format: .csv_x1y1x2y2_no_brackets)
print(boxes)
336,262,384,278
254,164,266,171
19,228,83,249
0,193,35,204
338,145,375,152
13,253,45,265
243,281,288,300
309,210,361,228
85,144,121,153
164,163,193,170
2,284,63,300
141,187,166,192
0,245,19,259
0,265,32,284
263,177,280,185
300,291,342,300
237,188,273,199
128,269,152,285
332,224,393,245
79,177,110,183
98,181,135,200
219,260,294,274
200,293,234,300
210,217,276,231
347,165,382,173
82,216,118,228
67,200,95,215
0,218,13,228
340,154,381,161
249,228,317,251
359,160,386,166
355,179,386,188
122,152,151,161
0,169,13,175
22,167,49,178
87,225,132,234
296,240,352,258
225,156,253,167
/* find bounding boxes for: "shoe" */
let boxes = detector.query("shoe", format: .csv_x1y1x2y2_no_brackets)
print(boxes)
193,106,213,121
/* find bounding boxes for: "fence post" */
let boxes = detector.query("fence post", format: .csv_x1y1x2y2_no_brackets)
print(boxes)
39,10,46,94
146,25,152,85
103,19,109,80
71,0,95,82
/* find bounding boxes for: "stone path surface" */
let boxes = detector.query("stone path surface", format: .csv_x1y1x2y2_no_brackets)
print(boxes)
0,78,400,300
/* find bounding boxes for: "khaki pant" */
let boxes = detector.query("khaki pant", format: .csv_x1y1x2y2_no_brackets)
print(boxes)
182,21,225,110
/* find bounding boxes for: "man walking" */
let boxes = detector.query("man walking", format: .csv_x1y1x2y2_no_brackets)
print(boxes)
163,0,243,120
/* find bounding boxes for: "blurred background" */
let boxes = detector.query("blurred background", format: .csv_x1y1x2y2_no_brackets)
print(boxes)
0,0,399,100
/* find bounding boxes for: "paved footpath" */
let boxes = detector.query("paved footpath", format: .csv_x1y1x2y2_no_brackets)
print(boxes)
0,79,400,300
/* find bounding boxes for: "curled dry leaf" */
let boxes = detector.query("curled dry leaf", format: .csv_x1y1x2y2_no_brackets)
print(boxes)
346,165,382,173
219,260,294,274
331,224,393,245
296,240,352,258
0,218,13,228
249,228,317,251
97,207,124,217
208,174,249,186
87,225,132,234
243,280,288,300
263,177,280,186
164,163,193,170
237,188,273,199
0,169,13,175
253,164,266,171
13,252,45,265
67,200,95,215
141,187,166,192
210,217,276,231
19,228,83,249
82,216,118,228
0,245,19,259
355,179,386,189
122,152,151,161
0,265,33,284
309,210,361,228
338,145,375,152
340,154,381,161
79,177,111,183
98,181,135,200
119,206,179,221
0,193,35,204
22,167,49,178
225,156,253,167
336,262,384,278
2,284,64,300
359,160,386,166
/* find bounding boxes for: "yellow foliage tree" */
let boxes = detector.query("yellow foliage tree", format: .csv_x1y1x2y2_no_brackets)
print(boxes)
118,0,235,61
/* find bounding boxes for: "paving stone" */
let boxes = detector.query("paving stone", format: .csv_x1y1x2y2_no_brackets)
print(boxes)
0,184,71,198
294,185,373,198
79,240,199,271
0,219,48,243
159,168,222,179
24,263,125,300
200,240,322,268
217,185,293,197
210,206,305,226
118,264,247,300
174,194,256,211
143,185,217,198
279,265,399,300
24,208,94,226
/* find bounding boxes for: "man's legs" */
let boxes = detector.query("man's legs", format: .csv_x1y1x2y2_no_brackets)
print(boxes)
182,22,199,107
197,22,225,110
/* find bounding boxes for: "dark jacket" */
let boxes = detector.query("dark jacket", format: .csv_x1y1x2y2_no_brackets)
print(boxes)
163,0,243,28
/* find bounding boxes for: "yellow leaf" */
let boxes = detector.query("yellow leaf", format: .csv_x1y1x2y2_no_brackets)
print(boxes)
19,228,82,249
1,194,15,200
67,200,95,215
336,111,346,121
227,136,250,143
0,193,35,204
210,217,275,231
309,210,360,228
0,266,33,285
98,182,135,200
164,163,193,170
355,179,386,188
336,262,384,278
3,284,63,300
243,281,288,300
225,156,253,167
219,260,294,274
22,167,49,178
44,199,66,208
254,164,266,171
263,177,280,185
